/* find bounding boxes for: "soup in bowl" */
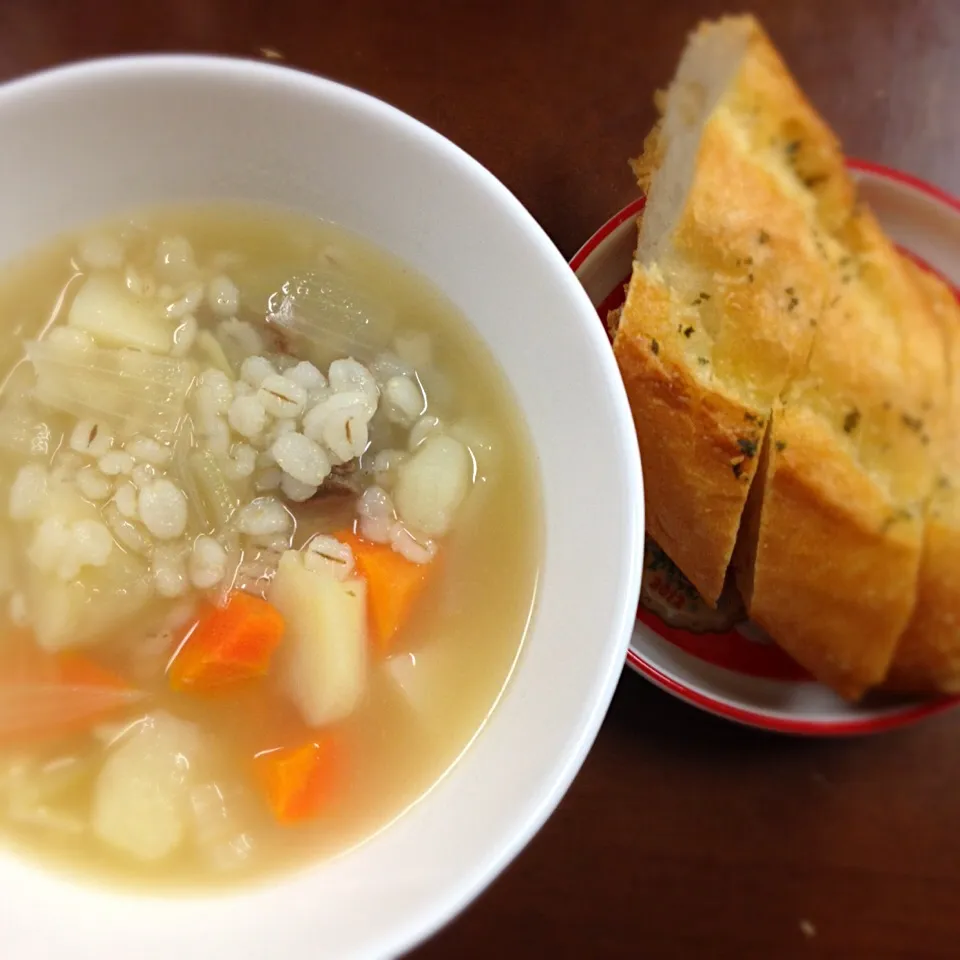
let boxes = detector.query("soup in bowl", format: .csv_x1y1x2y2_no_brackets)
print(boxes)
0,203,542,883
0,57,642,959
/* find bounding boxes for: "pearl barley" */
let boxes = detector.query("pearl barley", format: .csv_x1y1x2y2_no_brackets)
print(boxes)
138,479,188,540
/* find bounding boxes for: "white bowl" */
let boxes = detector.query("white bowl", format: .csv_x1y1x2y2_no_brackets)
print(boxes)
572,160,960,737
0,58,643,958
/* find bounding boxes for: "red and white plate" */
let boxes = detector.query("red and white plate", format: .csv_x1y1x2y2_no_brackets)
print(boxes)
572,160,960,735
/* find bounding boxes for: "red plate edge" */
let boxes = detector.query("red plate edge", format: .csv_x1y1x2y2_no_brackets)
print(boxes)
626,648,960,736
573,159,960,735
570,195,646,272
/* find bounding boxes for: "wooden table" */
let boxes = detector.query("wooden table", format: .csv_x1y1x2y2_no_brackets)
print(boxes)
2,1,959,956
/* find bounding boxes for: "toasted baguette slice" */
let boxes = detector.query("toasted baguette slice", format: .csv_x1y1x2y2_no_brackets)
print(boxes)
615,13,946,697
613,15,836,603
734,214,946,700
886,264,960,693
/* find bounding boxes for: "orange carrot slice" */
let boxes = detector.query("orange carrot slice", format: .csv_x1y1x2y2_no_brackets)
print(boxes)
167,591,285,693
253,739,340,824
0,651,142,745
56,653,130,690
337,531,433,653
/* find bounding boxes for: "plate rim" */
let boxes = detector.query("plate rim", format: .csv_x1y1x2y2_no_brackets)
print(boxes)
573,158,960,735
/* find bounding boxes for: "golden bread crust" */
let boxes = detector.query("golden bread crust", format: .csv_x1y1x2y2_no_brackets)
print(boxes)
723,16,855,234
739,214,945,699
616,15,836,602
887,264,960,692
745,404,923,699
618,13,948,697
614,274,764,602
629,122,662,193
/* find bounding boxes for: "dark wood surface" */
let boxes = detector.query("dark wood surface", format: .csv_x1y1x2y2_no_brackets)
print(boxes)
1,1,959,957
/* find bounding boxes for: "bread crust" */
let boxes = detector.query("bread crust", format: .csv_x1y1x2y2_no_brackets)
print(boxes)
744,404,923,699
887,264,960,693
617,14,948,697
614,276,763,601
615,15,835,602
738,205,945,700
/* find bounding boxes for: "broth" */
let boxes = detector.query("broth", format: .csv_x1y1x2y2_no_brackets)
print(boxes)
0,205,541,887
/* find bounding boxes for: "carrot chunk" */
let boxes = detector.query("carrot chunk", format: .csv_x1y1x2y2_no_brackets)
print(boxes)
0,650,141,745
56,652,129,690
337,530,433,652
253,739,340,824
167,590,285,693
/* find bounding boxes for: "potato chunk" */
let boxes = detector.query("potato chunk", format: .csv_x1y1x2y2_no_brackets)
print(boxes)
92,712,201,862
268,550,367,726
68,275,171,353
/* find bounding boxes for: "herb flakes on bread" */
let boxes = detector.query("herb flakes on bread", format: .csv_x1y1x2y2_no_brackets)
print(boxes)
613,14,827,605
614,13,952,700
886,262,960,693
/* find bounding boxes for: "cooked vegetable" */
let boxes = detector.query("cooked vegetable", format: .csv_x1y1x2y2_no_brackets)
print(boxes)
195,329,235,376
268,550,367,726
20,478,150,645
26,340,195,440
56,653,130,690
167,590,284,693
393,434,471,537
25,537,152,651
91,711,201,861
183,448,242,530
260,269,394,367
338,530,432,652
67,274,171,353
253,739,339,824
0,204,535,887
0,652,142,744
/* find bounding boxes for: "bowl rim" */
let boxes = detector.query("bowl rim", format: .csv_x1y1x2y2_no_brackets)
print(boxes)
0,54,645,958
571,158,960,737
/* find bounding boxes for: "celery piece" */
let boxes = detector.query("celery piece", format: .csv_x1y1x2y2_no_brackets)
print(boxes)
26,340,195,441
187,449,241,530
195,330,234,377
261,269,395,366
